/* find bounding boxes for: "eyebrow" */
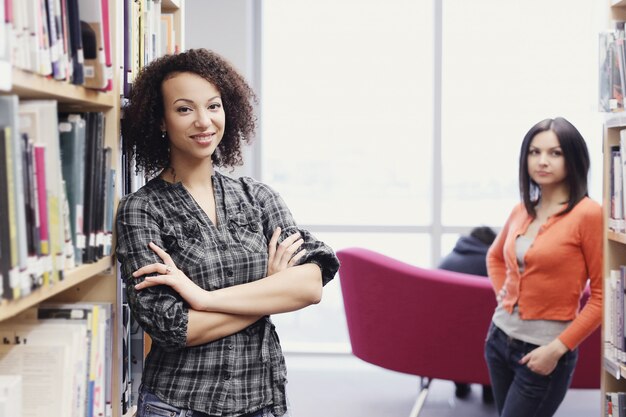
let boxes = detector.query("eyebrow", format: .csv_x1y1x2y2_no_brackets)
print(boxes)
529,145,562,150
173,96,221,105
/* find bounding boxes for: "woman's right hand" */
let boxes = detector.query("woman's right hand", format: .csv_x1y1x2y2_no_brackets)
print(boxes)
267,227,306,276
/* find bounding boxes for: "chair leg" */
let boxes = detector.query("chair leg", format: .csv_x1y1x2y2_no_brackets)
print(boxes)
408,377,431,417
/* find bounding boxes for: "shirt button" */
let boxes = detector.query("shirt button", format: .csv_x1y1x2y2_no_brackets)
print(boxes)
220,243,228,251
250,224,259,231
226,269,233,277
224,372,231,380
228,344,234,350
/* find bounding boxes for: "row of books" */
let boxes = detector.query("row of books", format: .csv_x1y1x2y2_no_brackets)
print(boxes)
123,0,179,96
117,1,179,410
608,129,626,233
119,1,181,412
0,96,115,300
605,267,626,374
607,392,626,417
0,302,113,417
1,0,113,90
600,22,626,112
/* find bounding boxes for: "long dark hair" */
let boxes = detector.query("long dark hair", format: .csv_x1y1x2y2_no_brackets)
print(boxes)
518,117,589,218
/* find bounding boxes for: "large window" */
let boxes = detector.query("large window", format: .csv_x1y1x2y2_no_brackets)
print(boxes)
441,0,603,228
261,0,603,351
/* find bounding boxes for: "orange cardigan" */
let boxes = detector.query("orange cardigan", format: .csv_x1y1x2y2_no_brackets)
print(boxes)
487,197,603,349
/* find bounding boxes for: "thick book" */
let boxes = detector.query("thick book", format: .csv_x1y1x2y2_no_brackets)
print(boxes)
33,144,51,286
77,0,106,89
99,0,112,91
0,318,89,416
44,0,63,79
0,126,16,299
0,95,29,296
20,101,65,282
20,133,42,293
58,113,86,266
66,0,84,85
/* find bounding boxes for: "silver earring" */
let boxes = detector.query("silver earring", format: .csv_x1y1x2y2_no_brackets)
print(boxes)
161,131,167,139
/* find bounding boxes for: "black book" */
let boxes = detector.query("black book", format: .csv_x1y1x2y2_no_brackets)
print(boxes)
66,0,85,85
0,127,14,299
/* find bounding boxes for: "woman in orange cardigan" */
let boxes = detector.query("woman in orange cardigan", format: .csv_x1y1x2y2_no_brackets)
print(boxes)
485,117,602,417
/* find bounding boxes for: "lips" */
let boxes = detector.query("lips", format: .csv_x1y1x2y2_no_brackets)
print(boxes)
190,132,214,143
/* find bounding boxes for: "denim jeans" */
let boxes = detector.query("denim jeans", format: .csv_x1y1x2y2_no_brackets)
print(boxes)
484,322,578,417
137,386,268,417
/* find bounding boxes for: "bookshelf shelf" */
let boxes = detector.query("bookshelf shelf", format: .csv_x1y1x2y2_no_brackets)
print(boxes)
162,0,181,10
606,357,622,380
0,256,113,322
8,68,115,108
605,113,626,129
608,231,626,244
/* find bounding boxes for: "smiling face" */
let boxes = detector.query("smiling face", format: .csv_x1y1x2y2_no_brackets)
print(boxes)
527,130,568,188
160,71,226,166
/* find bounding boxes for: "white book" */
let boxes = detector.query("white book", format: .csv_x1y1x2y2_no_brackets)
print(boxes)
0,96,30,296
19,100,65,283
0,375,22,417
0,321,86,417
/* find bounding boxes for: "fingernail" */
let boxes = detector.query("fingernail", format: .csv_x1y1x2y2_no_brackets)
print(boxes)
132,272,137,277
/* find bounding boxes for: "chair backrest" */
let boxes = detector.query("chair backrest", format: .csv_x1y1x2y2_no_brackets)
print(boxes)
338,247,494,385
337,247,600,389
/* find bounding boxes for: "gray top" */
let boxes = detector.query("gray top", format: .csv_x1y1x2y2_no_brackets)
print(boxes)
492,235,570,346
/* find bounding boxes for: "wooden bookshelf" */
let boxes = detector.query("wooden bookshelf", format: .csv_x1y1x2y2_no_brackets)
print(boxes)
9,68,116,108
0,1,123,416
162,0,185,54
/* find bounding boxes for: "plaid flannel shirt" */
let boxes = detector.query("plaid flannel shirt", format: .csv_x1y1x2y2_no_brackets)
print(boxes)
115,172,340,416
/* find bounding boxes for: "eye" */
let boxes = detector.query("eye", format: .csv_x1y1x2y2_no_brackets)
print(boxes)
529,149,539,155
551,149,563,157
208,103,222,111
176,106,193,114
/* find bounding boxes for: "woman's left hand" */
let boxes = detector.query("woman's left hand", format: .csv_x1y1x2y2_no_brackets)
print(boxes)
133,242,207,310
518,339,568,376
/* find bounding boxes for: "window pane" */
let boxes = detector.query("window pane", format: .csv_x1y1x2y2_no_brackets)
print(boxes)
441,0,603,227
271,232,431,350
261,0,433,226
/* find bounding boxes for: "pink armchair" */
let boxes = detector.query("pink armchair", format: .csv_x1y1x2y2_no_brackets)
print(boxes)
337,247,600,417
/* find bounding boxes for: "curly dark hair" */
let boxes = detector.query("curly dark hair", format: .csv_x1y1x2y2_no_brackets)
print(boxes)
122,48,257,176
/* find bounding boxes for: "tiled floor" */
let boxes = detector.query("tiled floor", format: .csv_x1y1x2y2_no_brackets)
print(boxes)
284,353,600,417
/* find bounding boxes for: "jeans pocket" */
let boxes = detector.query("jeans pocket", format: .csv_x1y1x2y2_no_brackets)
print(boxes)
138,388,180,417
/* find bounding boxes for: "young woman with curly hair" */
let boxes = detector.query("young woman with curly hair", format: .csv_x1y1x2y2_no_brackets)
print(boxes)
485,117,602,417
116,48,340,417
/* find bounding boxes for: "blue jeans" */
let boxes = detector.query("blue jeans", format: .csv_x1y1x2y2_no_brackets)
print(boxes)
484,322,578,417
137,386,268,417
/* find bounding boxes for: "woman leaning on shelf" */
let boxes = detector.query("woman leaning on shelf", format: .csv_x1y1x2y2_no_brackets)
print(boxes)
485,117,602,417
115,48,340,417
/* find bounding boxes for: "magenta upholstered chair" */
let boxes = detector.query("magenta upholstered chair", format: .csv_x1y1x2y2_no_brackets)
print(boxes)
336,247,600,417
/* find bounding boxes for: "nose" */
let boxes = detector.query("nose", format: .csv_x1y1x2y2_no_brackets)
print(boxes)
538,152,549,165
194,107,212,129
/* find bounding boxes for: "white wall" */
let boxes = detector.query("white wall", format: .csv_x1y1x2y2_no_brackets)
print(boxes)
185,0,260,178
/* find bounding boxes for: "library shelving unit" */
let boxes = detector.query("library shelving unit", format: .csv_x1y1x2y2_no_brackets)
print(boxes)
0,42,122,417
0,13,123,417
0,0,184,415
604,95,626,413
